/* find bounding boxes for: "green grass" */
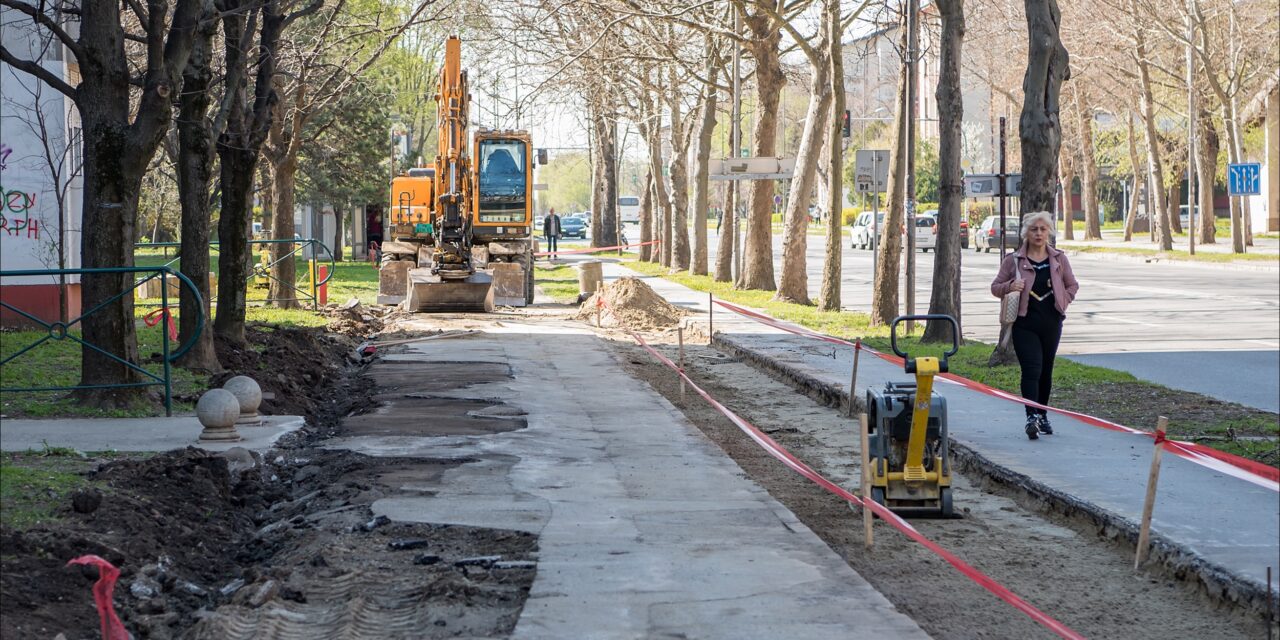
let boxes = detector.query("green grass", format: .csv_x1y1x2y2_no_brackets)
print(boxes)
623,259,1278,466
1062,244,1279,263
0,452,89,529
534,264,582,304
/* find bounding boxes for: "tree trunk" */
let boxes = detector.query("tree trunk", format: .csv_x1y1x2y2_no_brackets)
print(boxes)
923,0,965,343
817,0,846,312
1196,105,1218,244
1124,111,1141,241
1073,89,1101,240
174,20,221,372
1221,104,1246,252
1135,33,1171,250
1060,150,1075,240
739,8,784,291
639,171,655,261
775,44,832,304
335,207,345,261
268,154,301,308
213,2,284,346
590,106,619,247
646,117,673,267
1165,168,1182,236
666,81,691,271
715,181,736,281
1019,0,1070,214
870,14,910,326
689,58,720,276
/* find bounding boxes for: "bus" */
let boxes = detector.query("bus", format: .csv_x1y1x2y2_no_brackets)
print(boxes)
618,196,641,224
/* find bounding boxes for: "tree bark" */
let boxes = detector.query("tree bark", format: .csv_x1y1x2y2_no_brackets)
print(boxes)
1133,23,1171,250
174,17,221,372
715,181,736,281
334,207,345,261
689,56,720,276
739,5,784,291
268,152,302,308
816,0,846,313
1196,105,1218,244
923,0,965,343
1165,165,1182,236
1072,88,1101,240
774,3,839,300
775,36,832,304
639,171,655,261
1019,0,1071,214
645,113,673,267
1124,111,1141,241
590,105,619,248
1060,150,1075,240
870,13,910,326
215,1,284,346
62,0,203,406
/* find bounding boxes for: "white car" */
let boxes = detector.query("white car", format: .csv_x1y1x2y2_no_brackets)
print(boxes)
849,211,885,249
912,215,937,252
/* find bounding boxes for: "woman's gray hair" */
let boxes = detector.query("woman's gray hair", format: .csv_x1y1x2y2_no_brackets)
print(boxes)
1020,211,1056,240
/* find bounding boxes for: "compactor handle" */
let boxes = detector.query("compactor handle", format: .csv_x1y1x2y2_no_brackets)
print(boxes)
890,314,960,361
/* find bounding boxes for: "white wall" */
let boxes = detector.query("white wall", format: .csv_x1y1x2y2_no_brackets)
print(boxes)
0,10,83,285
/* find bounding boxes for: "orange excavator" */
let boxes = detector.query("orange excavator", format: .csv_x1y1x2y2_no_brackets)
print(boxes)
377,36,536,311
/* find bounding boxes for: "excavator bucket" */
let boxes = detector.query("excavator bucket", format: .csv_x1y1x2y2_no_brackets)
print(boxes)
406,268,495,313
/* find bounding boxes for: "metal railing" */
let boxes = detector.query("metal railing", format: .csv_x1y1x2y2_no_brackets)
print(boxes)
0,266,204,416
134,238,335,309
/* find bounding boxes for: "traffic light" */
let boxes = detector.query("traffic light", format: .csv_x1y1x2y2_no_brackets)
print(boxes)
537,148,549,165
842,110,851,138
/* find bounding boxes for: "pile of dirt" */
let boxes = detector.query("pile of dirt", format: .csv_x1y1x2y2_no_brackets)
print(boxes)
212,324,373,437
576,277,689,331
0,449,539,640
0,448,284,639
322,299,386,337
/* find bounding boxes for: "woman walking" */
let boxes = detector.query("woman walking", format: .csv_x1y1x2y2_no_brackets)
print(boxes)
990,211,1080,440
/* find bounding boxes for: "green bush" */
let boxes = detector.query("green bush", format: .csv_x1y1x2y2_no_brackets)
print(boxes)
916,201,940,214
842,208,862,225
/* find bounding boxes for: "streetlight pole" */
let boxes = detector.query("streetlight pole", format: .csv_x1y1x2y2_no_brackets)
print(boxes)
905,0,919,332
1186,0,1197,255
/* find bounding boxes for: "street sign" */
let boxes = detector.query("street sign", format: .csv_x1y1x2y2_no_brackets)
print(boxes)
854,149,890,193
709,157,796,181
1227,163,1261,196
964,173,1021,198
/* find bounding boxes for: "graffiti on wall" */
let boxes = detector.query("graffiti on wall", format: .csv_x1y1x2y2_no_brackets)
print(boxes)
1,184,41,240
0,143,11,171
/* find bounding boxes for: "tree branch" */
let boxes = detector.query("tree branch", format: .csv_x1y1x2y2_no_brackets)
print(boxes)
0,45,77,99
0,0,85,59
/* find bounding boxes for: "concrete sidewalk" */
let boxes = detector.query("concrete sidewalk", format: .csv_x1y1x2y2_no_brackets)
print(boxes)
0,415,305,453
324,316,928,639
595,260,1280,613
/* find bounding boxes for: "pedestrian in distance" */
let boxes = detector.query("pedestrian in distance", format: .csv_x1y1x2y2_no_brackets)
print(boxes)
543,208,562,260
990,211,1080,440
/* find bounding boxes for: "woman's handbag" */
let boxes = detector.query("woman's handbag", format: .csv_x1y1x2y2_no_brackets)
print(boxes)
1000,291,1020,325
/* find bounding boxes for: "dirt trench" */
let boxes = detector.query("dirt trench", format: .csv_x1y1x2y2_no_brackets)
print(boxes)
609,331,1274,640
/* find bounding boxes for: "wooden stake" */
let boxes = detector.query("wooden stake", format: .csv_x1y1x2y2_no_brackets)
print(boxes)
860,412,874,548
596,304,601,328
1134,416,1168,569
708,292,714,340
678,326,686,403
848,339,861,418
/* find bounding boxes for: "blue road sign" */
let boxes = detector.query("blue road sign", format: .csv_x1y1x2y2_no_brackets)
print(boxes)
1227,163,1261,196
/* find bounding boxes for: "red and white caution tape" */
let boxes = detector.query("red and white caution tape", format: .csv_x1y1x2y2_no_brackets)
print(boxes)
603,298,1085,639
534,239,659,257
144,306,178,342
710,298,1280,492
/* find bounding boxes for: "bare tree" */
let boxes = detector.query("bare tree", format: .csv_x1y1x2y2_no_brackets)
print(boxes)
736,0,786,291
923,0,965,342
2,0,205,407
815,0,847,312
870,7,910,326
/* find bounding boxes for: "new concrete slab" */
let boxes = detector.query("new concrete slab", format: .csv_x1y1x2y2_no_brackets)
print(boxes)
0,415,305,453
326,318,929,639
595,260,1280,611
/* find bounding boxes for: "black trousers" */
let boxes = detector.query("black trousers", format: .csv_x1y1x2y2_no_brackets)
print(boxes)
1011,314,1063,417
546,235,558,256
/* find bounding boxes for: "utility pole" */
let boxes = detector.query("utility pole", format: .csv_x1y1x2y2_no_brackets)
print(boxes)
999,117,1008,259
1186,0,1196,255
905,0,919,332
731,3,742,283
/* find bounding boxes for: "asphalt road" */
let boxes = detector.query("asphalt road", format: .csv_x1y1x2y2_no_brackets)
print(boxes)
698,229,1280,411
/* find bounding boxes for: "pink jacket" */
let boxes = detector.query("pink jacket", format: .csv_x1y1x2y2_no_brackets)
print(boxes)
990,246,1079,317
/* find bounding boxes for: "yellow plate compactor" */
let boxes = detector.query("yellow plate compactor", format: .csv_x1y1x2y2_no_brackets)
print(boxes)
866,314,960,518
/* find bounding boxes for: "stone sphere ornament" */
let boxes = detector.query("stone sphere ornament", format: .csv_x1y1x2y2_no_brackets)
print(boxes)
197,389,242,442
222,375,263,424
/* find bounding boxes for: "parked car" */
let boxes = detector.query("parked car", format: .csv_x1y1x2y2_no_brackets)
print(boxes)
560,215,588,239
1178,205,1190,229
913,215,937,252
918,209,969,249
849,211,886,249
974,215,1021,253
